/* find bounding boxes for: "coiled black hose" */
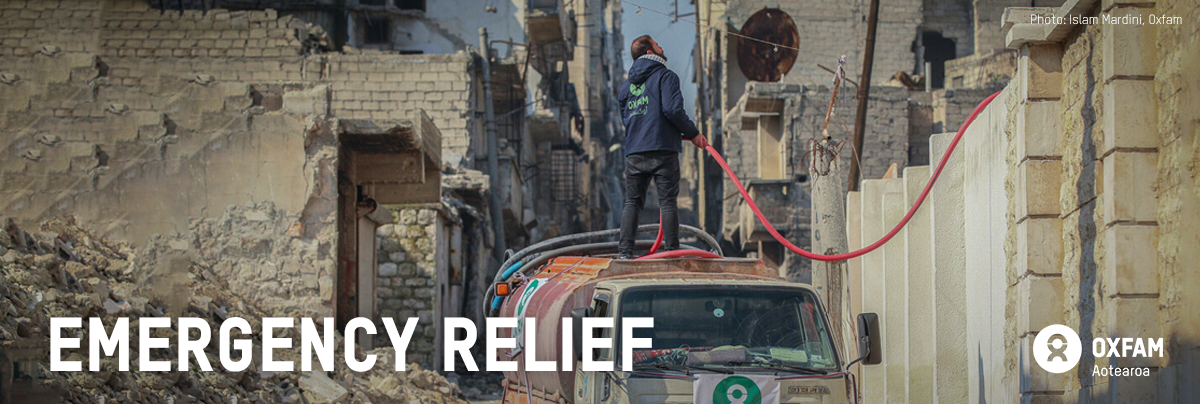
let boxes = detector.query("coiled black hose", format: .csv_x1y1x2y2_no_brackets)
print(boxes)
482,224,721,316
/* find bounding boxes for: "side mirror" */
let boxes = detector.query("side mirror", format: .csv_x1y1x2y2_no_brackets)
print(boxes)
857,313,882,365
570,307,592,361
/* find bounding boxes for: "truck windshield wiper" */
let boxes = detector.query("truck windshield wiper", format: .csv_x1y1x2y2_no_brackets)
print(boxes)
633,363,733,374
724,360,828,375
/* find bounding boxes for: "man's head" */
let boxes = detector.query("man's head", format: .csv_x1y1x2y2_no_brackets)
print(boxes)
631,35,666,61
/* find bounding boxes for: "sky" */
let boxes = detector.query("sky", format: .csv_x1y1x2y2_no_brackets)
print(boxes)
620,0,698,119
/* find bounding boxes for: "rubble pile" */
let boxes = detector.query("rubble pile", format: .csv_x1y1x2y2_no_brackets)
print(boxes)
0,217,469,404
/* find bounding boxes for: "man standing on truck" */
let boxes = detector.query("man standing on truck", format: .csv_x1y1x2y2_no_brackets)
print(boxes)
617,35,708,259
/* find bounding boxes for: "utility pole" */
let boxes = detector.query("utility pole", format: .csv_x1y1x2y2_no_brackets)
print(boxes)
811,59,850,355
479,28,507,263
848,0,880,192
810,138,850,352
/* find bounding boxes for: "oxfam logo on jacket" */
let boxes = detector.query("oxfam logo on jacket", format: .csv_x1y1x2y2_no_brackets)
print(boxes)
1033,324,1081,373
630,82,645,96
627,83,649,117
713,376,761,404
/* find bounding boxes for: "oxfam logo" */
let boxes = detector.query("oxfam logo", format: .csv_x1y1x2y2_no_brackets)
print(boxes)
1033,324,1082,373
630,83,645,96
713,376,761,404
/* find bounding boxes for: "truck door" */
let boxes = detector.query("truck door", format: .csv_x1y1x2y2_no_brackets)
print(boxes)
574,291,611,404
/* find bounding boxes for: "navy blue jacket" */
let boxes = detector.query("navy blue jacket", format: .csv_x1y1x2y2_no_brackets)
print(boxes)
618,57,700,156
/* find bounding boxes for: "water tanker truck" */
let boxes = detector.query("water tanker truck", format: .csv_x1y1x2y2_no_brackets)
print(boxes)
484,225,882,404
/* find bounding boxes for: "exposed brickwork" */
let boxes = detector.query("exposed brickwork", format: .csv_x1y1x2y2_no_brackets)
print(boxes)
0,0,480,239
326,52,476,156
720,0,922,93
946,49,1018,89
0,0,484,321
375,206,440,369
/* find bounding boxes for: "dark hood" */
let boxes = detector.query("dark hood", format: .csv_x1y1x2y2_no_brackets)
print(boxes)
627,57,665,85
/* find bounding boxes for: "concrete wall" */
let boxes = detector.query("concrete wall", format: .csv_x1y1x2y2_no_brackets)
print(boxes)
960,85,1011,404
848,85,1011,402
929,132,969,403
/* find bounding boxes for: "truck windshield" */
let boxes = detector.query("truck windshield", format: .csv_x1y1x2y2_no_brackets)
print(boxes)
619,286,838,370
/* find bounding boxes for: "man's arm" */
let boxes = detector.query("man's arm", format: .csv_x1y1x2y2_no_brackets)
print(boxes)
658,72,701,140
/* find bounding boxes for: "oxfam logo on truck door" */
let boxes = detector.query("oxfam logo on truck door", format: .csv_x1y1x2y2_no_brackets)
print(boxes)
713,376,761,404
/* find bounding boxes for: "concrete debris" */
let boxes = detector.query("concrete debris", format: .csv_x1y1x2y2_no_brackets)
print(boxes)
0,216,469,404
298,371,347,403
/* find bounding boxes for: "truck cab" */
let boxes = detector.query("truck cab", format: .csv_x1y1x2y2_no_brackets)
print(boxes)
494,256,881,404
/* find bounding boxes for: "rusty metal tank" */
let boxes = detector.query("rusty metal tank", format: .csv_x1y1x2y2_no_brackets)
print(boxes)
495,256,781,402
736,8,799,82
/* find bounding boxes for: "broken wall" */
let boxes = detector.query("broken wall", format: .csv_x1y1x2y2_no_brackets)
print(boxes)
349,0,526,58
325,51,476,156
0,0,480,318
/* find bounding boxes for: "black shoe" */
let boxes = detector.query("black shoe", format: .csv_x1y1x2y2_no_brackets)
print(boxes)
616,253,634,260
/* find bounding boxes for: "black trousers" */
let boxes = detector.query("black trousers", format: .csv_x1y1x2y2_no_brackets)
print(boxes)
619,150,680,255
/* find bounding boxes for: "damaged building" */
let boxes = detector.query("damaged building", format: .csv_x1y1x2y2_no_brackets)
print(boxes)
0,0,627,392
686,0,1063,281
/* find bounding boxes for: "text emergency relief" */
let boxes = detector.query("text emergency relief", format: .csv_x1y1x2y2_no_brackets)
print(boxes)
49,317,653,372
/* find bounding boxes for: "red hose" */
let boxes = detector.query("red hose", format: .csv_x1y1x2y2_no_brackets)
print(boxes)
637,90,1001,262
647,213,663,254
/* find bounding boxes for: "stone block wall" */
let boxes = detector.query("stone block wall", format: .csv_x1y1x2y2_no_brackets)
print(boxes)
0,0,344,320
0,0,482,318
931,88,998,134
374,206,440,369
1152,0,1200,398
325,52,476,156
946,49,1018,89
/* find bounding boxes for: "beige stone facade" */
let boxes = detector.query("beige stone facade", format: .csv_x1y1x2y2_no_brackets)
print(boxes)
846,0,1200,401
